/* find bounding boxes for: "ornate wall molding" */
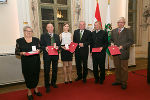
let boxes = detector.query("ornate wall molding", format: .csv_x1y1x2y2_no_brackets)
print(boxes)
28,0,40,38
71,0,82,32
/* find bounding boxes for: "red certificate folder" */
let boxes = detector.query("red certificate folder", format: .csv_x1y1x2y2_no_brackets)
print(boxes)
92,48,102,52
25,51,39,56
108,46,121,55
47,46,58,55
68,42,78,53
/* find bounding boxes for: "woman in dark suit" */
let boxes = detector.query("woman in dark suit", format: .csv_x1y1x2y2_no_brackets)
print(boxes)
15,26,42,100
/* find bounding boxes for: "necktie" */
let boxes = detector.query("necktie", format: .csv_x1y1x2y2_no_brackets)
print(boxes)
80,31,83,40
50,33,54,46
118,29,121,34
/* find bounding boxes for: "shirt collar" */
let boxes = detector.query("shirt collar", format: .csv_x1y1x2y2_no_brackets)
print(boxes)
118,27,124,32
96,30,100,33
49,33,53,37
80,30,84,33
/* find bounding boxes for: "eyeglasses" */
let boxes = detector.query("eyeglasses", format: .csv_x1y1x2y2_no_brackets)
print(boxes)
25,30,33,33
117,22,125,23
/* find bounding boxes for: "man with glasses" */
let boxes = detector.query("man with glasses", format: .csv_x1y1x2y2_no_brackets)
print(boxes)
110,17,134,90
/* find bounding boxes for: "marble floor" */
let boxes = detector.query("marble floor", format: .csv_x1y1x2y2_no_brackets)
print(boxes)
0,58,147,94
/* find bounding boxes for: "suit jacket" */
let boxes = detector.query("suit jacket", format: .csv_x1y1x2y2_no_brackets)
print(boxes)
40,32,61,60
90,30,108,54
73,29,91,56
110,28,134,60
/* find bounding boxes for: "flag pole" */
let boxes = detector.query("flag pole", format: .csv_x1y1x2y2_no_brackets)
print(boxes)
106,0,112,75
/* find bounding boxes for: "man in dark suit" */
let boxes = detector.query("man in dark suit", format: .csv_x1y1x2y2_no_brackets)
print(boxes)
110,17,134,90
90,21,108,84
73,21,91,83
40,23,61,93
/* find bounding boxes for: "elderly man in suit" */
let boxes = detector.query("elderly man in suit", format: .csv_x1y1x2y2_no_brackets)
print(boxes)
40,23,61,93
110,17,134,90
73,21,91,83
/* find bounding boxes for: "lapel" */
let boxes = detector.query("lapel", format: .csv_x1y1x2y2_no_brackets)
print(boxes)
45,33,51,44
77,29,80,41
114,28,119,39
80,29,86,41
118,28,126,39
46,32,51,39
53,33,55,40
82,29,86,38
92,31,96,39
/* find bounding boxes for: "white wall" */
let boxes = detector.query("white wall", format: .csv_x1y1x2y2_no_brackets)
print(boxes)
0,0,31,54
0,0,20,53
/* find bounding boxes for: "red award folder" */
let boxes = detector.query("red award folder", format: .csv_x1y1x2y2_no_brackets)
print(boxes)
108,46,121,55
68,42,78,53
47,46,58,55
25,51,39,56
92,48,102,52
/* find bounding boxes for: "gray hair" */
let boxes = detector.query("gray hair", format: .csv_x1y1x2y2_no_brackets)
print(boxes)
117,17,126,23
23,26,32,32
79,21,86,25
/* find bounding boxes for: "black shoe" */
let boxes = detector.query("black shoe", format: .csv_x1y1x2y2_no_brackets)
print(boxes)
69,81,72,83
34,91,42,96
27,95,33,100
51,84,58,88
64,81,68,84
75,77,82,81
112,82,122,86
95,79,99,84
121,84,127,90
46,87,50,93
99,80,104,84
83,79,87,83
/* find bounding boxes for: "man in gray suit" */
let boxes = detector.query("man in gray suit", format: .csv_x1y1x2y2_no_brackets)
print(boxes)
110,17,134,90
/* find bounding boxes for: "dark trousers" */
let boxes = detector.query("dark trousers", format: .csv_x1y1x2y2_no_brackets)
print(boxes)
75,48,89,79
113,56,128,85
92,52,106,81
44,56,58,88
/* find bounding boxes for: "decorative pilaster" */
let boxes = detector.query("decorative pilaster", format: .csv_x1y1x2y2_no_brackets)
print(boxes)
71,0,81,32
28,0,40,38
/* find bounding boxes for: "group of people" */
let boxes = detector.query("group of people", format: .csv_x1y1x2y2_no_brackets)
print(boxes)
15,17,133,100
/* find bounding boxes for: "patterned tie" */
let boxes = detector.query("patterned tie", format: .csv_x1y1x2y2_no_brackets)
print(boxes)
118,29,121,35
50,33,55,46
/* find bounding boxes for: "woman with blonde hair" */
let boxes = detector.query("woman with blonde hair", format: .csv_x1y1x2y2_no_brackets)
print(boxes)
15,26,42,100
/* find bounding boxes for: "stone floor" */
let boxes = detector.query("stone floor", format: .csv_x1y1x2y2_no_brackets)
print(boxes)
0,58,147,94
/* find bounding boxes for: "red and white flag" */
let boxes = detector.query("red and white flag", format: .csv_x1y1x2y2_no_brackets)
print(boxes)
94,1,102,28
